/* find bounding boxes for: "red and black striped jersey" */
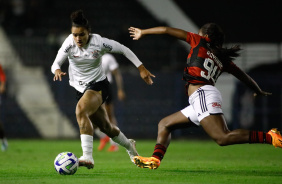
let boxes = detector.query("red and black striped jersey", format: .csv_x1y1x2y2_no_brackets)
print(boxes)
182,32,239,85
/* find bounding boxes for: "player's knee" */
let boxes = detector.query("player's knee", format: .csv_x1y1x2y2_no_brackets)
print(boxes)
75,104,87,119
158,118,172,131
214,136,228,146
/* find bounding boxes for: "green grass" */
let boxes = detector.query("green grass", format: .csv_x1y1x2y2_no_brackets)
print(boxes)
0,139,281,184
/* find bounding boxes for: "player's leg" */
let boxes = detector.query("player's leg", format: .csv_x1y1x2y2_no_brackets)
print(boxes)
134,111,195,169
90,104,138,162
75,90,103,169
200,114,250,145
200,114,280,147
95,128,110,151
0,121,8,152
105,102,119,152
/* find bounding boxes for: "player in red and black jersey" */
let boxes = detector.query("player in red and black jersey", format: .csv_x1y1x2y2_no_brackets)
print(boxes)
128,23,282,169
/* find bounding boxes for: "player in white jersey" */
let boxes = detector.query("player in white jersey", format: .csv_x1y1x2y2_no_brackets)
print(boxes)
51,10,155,169
94,53,126,152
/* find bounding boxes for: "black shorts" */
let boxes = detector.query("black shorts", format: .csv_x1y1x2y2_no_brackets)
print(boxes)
105,84,113,105
76,78,110,104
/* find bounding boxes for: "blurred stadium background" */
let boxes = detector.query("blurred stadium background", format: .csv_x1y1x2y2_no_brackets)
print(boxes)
0,0,281,139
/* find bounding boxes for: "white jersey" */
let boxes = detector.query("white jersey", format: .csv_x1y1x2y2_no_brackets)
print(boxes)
51,33,142,93
101,53,118,83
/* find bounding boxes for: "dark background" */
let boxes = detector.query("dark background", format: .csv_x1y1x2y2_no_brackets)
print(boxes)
0,0,281,139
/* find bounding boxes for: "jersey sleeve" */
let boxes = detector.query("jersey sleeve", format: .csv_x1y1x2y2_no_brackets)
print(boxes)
51,35,71,74
100,37,142,67
186,32,201,47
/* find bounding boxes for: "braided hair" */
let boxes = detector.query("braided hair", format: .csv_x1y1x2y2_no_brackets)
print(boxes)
200,23,241,62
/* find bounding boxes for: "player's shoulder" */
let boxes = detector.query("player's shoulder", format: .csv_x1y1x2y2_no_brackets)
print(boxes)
89,33,103,41
60,34,76,53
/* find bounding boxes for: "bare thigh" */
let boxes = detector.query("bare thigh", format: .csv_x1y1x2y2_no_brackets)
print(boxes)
200,114,249,145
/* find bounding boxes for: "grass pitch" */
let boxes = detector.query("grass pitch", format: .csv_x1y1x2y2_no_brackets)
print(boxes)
0,139,281,184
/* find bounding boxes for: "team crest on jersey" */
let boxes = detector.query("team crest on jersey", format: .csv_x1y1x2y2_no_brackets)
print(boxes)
212,102,221,108
92,50,100,58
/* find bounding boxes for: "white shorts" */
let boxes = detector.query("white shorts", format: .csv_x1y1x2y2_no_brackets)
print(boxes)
181,85,223,126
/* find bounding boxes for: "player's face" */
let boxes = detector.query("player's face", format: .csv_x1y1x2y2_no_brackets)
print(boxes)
71,27,89,48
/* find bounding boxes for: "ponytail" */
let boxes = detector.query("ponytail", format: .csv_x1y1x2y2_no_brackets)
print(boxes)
200,23,241,62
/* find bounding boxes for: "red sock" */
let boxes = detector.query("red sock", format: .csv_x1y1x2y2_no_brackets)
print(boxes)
249,131,272,144
152,144,167,161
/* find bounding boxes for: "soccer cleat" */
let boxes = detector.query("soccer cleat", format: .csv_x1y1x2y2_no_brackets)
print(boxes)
98,136,110,151
127,139,138,163
1,139,8,152
78,156,94,169
107,145,119,152
133,156,160,170
267,128,282,148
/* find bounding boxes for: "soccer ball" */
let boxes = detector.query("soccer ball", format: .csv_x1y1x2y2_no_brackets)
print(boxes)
54,152,78,175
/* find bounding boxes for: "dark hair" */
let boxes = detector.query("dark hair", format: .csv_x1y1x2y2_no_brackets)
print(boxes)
200,23,241,62
70,9,91,32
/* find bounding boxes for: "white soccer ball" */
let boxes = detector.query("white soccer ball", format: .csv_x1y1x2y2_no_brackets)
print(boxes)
54,152,79,175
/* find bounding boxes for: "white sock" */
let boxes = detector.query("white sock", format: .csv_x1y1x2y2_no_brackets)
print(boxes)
111,132,131,150
110,139,118,146
80,134,93,158
94,129,107,139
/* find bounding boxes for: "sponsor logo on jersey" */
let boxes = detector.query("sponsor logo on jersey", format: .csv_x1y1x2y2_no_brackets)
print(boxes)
70,52,79,58
103,43,113,51
212,102,221,108
64,44,75,53
79,81,88,86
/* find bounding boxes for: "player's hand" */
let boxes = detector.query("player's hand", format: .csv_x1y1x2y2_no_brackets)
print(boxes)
138,64,155,85
53,69,67,81
253,90,272,97
129,27,143,40
117,89,126,101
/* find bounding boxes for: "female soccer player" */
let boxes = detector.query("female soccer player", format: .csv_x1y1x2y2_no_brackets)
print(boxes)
51,10,155,169
128,24,282,169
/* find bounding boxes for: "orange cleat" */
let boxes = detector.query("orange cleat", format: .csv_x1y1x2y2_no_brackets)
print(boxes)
267,128,282,148
133,156,160,170
98,136,110,151
107,145,119,152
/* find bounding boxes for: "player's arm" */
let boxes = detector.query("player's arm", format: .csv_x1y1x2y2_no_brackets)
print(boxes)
51,39,70,81
102,38,155,85
230,64,271,96
51,54,67,81
111,68,126,101
129,26,188,41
